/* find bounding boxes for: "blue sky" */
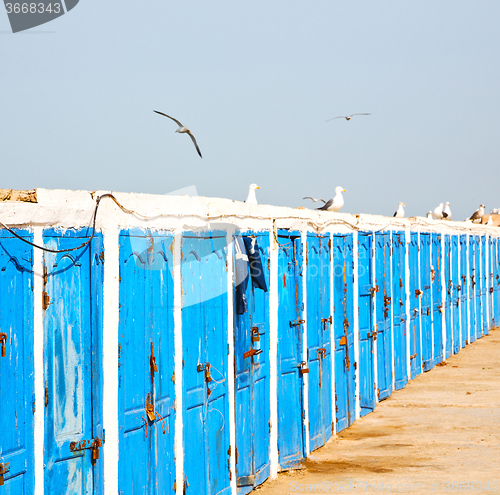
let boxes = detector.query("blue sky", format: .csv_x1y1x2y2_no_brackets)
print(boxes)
2,1,499,219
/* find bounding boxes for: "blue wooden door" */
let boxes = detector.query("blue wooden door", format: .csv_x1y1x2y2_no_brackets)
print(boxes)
470,236,480,342
431,233,443,366
357,233,375,417
234,233,270,494
374,233,392,399
460,235,468,347
451,236,461,355
277,231,305,468
494,238,500,326
182,232,230,495
392,232,407,390
488,237,495,330
0,230,34,493
493,238,500,327
480,236,488,336
118,230,175,494
306,234,332,451
443,236,453,359
43,230,103,495
333,234,355,430
408,233,421,380
420,233,433,371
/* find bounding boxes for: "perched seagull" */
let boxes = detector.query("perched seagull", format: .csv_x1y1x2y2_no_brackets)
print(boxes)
433,203,448,219
317,186,346,212
326,113,371,122
393,202,405,218
245,183,260,204
303,196,326,204
486,216,493,225
443,202,452,220
426,211,433,219
153,110,202,158
470,204,485,223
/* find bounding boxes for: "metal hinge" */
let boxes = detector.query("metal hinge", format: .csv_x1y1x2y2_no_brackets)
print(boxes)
45,381,49,408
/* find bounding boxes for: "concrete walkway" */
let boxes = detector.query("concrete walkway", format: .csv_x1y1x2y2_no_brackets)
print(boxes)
257,327,500,494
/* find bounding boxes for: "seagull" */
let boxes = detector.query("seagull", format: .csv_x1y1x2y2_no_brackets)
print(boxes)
326,113,370,122
470,204,485,223
426,211,433,219
245,183,260,204
317,186,346,212
486,216,493,225
303,196,326,204
393,202,405,218
443,202,452,220
153,110,202,158
433,203,448,219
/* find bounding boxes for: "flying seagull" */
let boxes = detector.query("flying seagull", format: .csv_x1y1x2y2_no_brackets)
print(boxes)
317,186,346,212
153,110,202,158
470,204,485,223
303,196,326,204
245,183,260,204
433,203,448,220
326,113,371,122
393,202,405,218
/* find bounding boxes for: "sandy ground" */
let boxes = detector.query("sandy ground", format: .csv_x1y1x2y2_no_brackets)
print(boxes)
255,327,500,494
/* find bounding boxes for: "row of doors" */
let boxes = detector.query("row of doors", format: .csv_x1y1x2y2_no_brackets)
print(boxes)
2,229,500,494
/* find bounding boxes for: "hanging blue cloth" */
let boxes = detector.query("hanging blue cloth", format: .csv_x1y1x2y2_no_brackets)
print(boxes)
234,237,249,314
243,237,268,292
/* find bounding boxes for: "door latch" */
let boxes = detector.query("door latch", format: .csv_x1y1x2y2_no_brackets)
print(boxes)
0,333,6,358
369,285,379,296
244,348,263,359
150,342,158,383
70,436,102,462
0,463,10,486
317,348,327,358
290,319,305,327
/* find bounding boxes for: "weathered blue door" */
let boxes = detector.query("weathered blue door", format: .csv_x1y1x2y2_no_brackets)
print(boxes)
43,230,103,495
374,232,392,399
392,232,407,390
443,236,453,359
333,234,355,430
451,236,461,355
357,233,375,417
0,230,34,493
431,233,443,366
480,236,488,336
494,238,500,326
492,237,500,327
469,236,478,343
460,235,469,347
408,233,421,379
420,233,433,371
488,237,495,330
182,231,230,494
306,234,333,451
277,231,305,468
493,238,500,326
233,233,270,493
118,230,175,494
